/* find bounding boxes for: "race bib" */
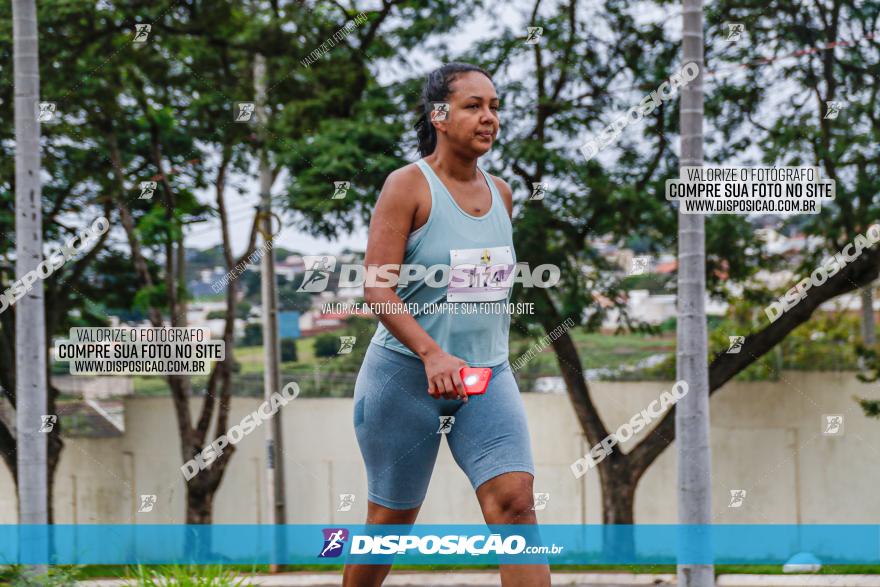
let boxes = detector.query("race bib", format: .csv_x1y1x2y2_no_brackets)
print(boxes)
447,246,515,302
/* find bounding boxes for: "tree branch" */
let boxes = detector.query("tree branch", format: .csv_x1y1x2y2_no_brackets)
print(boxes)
628,243,880,471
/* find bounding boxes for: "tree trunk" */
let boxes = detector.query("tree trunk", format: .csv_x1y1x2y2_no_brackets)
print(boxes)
861,284,875,344
677,0,714,584
598,461,637,561
185,483,215,562
187,484,214,524
13,0,49,575
111,127,257,534
0,320,63,521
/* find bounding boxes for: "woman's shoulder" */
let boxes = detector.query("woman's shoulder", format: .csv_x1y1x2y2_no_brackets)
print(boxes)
484,172,513,218
377,161,431,211
382,160,427,191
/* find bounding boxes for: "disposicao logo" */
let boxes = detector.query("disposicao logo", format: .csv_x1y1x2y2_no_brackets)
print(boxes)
318,528,349,558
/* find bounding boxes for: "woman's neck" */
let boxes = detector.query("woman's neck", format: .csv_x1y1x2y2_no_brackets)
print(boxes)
425,151,479,183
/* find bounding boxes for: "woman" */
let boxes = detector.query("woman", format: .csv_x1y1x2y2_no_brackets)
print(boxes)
342,63,550,587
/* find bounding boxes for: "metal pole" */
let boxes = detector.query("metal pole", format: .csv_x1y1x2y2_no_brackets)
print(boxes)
13,0,49,577
255,52,287,572
677,0,714,584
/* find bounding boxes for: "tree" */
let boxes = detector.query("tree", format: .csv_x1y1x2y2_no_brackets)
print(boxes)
450,0,703,529
284,0,699,529
0,0,135,525
279,0,877,542
110,0,426,524
601,0,880,526
432,0,880,533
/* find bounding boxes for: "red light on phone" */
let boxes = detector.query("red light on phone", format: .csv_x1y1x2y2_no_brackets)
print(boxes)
460,367,492,395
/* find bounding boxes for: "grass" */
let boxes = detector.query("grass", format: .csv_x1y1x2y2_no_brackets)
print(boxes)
0,564,262,585
108,321,865,396
125,564,258,586
122,328,673,396
508,329,674,377
131,339,320,395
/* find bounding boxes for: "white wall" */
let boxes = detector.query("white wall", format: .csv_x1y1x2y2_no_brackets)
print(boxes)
0,371,877,525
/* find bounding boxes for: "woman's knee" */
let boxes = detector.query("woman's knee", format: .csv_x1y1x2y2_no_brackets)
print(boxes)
477,473,536,521
366,501,421,525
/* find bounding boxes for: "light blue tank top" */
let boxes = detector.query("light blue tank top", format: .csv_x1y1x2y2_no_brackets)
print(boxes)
369,158,516,367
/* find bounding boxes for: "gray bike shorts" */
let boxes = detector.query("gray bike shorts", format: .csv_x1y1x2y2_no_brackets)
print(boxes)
352,341,536,510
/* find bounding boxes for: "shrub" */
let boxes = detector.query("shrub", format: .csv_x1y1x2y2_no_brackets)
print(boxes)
314,333,342,358
281,338,298,362
241,323,262,347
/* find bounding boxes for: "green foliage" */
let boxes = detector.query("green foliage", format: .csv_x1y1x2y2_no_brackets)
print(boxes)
708,0,880,284
773,313,861,372
187,247,226,268
280,338,298,363
1,565,80,586
619,272,675,294
241,323,262,347
296,317,374,397
314,333,343,358
855,343,880,385
236,302,252,320
240,271,262,299
657,317,677,333
708,308,861,379
858,397,880,419
276,281,314,313
125,564,254,586
133,285,169,315
242,274,313,313
853,344,880,420
635,310,863,381
508,326,675,380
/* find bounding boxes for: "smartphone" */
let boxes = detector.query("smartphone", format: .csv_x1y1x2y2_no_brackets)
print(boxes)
460,367,492,395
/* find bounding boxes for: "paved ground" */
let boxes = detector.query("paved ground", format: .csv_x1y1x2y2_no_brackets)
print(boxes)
77,572,880,586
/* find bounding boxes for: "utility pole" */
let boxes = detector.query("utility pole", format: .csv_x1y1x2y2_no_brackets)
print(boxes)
255,52,287,572
13,0,49,577
677,0,714,585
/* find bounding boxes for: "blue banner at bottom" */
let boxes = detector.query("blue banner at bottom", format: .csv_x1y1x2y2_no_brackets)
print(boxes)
2,524,879,565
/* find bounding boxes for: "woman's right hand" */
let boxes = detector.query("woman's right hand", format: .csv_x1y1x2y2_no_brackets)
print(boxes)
423,349,469,402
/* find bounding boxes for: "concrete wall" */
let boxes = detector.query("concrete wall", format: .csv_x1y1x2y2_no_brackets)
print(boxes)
52,375,133,400
1,371,877,525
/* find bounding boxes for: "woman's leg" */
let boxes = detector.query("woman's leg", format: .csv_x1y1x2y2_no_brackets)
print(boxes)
347,343,445,586
341,500,422,587
476,472,551,587
444,363,549,585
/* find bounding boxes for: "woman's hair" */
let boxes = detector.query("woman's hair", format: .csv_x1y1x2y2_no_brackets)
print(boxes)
414,62,493,157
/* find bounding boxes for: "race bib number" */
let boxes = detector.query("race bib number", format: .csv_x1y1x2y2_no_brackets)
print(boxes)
447,246,515,302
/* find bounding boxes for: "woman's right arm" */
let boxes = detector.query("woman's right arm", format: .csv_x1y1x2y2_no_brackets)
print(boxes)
363,167,468,402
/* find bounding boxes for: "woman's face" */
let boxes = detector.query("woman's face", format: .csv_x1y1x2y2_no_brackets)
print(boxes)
434,71,500,156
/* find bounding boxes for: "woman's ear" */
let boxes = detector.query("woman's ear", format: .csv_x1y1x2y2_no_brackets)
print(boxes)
430,102,450,134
